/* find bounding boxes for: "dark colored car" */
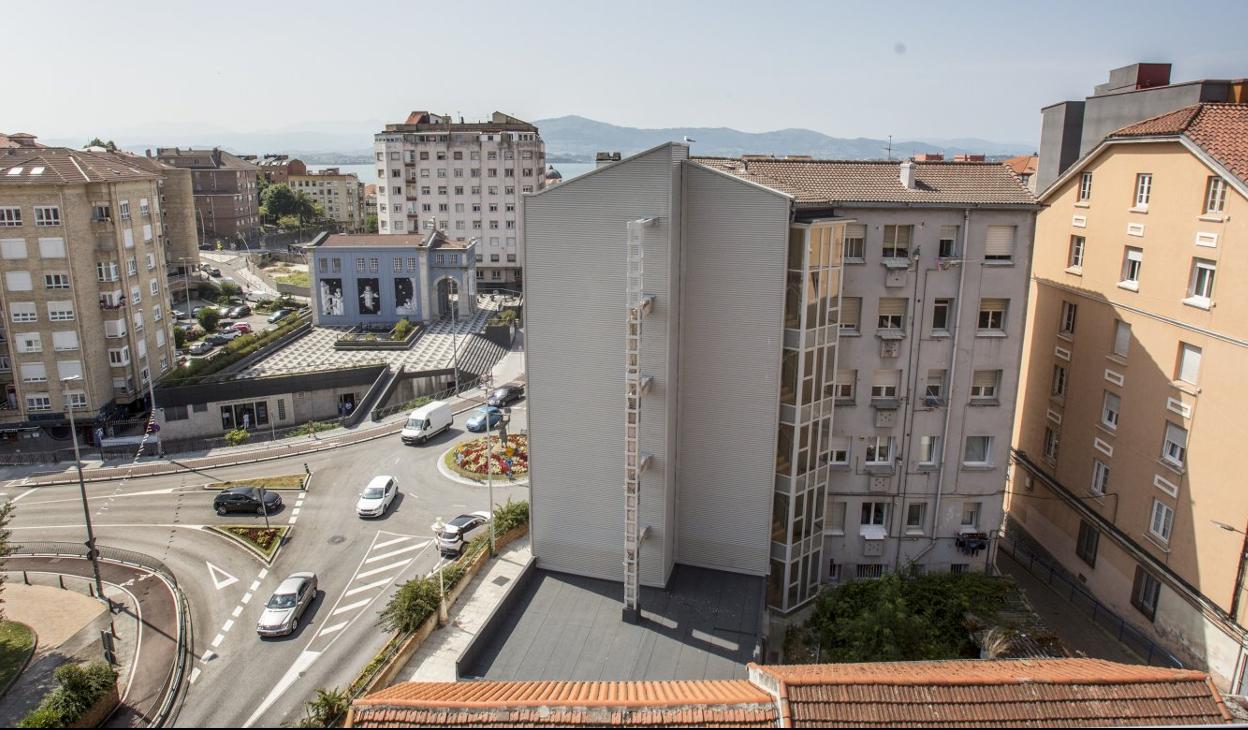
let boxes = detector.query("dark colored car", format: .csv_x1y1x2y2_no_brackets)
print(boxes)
204,330,241,346
465,406,504,433
213,487,282,516
227,305,252,318
268,308,294,324
487,385,525,408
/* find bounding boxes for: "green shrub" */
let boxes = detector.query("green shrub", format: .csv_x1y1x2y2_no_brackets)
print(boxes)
224,428,250,446
197,309,220,332
161,313,305,385
392,318,414,340
173,327,186,349
295,420,336,436
16,708,60,728
296,687,350,728
18,661,115,728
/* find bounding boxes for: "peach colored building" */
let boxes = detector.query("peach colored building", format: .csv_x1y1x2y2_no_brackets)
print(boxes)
1009,104,1248,690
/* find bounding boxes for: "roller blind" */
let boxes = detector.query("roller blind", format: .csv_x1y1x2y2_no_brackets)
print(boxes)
985,225,1016,257
878,298,907,316
972,370,999,388
841,297,861,325
845,224,866,239
873,369,900,387
939,225,959,239
1,239,26,259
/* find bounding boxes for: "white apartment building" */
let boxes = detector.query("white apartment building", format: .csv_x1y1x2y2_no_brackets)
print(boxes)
374,111,545,290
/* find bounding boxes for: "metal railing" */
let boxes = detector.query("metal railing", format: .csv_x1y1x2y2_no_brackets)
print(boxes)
372,373,485,422
998,536,1184,669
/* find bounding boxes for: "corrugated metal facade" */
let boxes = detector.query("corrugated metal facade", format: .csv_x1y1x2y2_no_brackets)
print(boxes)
674,165,791,575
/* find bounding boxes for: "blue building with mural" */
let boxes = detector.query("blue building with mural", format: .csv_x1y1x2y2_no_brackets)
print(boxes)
305,230,477,327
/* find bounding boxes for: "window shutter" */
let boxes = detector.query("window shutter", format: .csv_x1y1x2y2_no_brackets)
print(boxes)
939,225,959,239
878,298,906,316
985,226,1016,257
1126,248,1143,262
38,237,66,258
845,224,866,239
1114,322,1131,356
1179,345,1201,382
981,298,1007,312
19,363,45,381
836,369,854,386
57,360,82,380
873,370,899,388
1,238,27,259
972,370,998,389
841,298,860,325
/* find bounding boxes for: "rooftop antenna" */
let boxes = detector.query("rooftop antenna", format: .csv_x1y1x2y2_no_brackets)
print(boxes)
884,135,894,161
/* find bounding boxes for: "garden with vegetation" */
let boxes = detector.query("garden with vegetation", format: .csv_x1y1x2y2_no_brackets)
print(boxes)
783,570,1014,663
0,621,35,695
18,661,116,728
164,310,307,385
207,525,289,561
214,474,307,490
445,435,529,481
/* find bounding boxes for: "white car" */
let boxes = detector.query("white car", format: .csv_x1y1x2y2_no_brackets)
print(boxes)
437,511,492,557
356,475,397,518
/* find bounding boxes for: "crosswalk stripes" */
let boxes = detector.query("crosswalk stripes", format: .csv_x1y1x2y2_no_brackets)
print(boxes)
308,531,429,647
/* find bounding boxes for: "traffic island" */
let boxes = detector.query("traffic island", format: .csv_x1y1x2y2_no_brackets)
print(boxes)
440,435,529,487
205,525,290,563
0,621,35,701
201,472,312,491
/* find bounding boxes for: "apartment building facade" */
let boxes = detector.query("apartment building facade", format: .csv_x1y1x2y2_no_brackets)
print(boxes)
1010,104,1248,691
290,168,365,228
524,143,1037,616
0,148,179,435
252,154,306,185
114,151,200,272
156,147,261,244
374,111,545,290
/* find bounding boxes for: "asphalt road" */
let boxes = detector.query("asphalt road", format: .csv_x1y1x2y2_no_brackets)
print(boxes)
2,404,528,727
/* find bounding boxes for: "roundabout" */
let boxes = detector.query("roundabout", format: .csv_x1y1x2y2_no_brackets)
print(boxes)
437,434,530,488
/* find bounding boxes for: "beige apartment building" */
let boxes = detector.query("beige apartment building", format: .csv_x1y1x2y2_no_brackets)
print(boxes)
1009,103,1248,690
0,148,178,438
156,147,261,244
289,167,364,229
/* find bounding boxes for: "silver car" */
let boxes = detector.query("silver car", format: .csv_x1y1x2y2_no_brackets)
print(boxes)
256,572,317,637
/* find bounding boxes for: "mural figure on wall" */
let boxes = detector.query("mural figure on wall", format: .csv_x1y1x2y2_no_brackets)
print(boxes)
319,278,344,316
394,278,417,317
357,278,381,315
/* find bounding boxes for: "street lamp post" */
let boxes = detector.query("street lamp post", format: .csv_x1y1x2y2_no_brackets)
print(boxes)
431,517,448,624
61,376,106,602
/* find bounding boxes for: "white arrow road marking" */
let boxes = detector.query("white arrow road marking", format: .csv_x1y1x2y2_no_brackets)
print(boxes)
243,649,321,727
207,562,239,591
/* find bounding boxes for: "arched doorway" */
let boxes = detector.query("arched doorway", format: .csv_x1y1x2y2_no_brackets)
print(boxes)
436,277,460,320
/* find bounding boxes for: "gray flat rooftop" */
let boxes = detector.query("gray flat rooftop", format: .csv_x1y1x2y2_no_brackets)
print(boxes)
465,566,764,681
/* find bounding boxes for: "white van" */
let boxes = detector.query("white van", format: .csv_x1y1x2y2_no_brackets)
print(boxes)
401,400,453,444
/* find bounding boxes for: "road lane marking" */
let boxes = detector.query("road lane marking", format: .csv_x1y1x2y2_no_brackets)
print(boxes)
344,578,391,597
211,634,224,648
249,580,261,591
364,542,428,564
222,619,234,633
231,606,242,618
257,568,268,579
318,621,349,637
189,667,201,684
207,562,239,590
242,649,321,727
331,598,372,616
242,592,253,604
373,535,412,550
200,650,215,662
355,560,410,580
287,515,298,524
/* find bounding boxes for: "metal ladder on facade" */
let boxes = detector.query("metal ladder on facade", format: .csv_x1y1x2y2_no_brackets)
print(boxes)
623,217,654,621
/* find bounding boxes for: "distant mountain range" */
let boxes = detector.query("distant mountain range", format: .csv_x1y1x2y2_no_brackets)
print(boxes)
40,115,1034,165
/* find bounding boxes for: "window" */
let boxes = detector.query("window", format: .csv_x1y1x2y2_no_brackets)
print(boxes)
52,331,77,351
34,206,60,226
861,502,888,526
1076,521,1099,567
153,304,163,321
1091,459,1110,496
925,370,946,401
67,391,87,409
963,436,992,465
1186,259,1216,306
1162,422,1187,469
1131,566,1160,622
1120,247,1143,288
871,370,900,399
877,298,906,330
1052,364,1068,397
119,200,130,220
20,363,47,383
906,503,927,533
140,198,150,216
977,298,1007,332
882,225,911,259
832,369,856,402
839,298,861,333
146,252,156,270
48,301,74,321
1205,176,1227,215
828,437,849,465
1,238,26,258
35,237,63,259
984,225,1016,262
108,346,130,366
1079,172,1093,202
938,225,959,258
1134,173,1152,209
1043,426,1060,462
844,224,865,261
1068,235,1085,269
5,271,32,291
0,207,20,226
827,501,846,534
865,436,894,464
9,302,36,322
1101,391,1121,430
932,298,953,332
91,204,110,222
1149,500,1174,543
150,280,159,297
40,272,68,290
918,436,939,465
1059,300,1077,335
1112,321,1131,358
960,502,981,529
1176,343,1201,384
24,394,51,412
971,370,1000,401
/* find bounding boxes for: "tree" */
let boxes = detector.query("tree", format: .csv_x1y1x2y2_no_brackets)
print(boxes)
364,214,379,234
197,309,220,332
173,327,186,349
85,137,117,151
261,184,300,219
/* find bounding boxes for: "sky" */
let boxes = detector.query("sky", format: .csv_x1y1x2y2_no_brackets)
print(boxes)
8,0,1248,146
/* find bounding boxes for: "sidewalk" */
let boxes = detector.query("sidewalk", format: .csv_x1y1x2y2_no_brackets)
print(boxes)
401,536,532,683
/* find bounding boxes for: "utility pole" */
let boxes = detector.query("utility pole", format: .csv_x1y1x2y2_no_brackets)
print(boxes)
62,376,106,603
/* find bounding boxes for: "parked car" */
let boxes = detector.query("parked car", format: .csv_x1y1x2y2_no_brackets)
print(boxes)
213,487,282,516
230,322,253,334
188,340,214,356
256,572,317,637
207,267,222,277
487,385,525,408
227,304,252,318
173,309,190,321
216,320,236,331
356,475,398,518
205,331,241,346
465,406,504,433
268,308,294,324
191,305,218,317
437,512,492,558
400,401,453,445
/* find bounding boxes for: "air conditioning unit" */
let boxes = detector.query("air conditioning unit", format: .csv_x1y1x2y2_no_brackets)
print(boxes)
880,339,900,358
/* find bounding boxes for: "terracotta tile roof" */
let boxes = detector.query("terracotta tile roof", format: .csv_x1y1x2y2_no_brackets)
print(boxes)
753,658,1232,727
1002,155,1038,177
692,156,1038,207
0,148,159,185
1109,103,1248,184
350,680,777,728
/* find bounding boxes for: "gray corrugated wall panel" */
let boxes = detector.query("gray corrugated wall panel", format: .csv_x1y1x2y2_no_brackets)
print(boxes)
523,145,680,584
663,147,687,584
674,164,790,575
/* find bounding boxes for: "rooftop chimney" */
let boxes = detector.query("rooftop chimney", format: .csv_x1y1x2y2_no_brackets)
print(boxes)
595,151,622,168
899,161,917,190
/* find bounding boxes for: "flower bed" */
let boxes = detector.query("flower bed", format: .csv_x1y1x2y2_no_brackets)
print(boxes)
207,524,290,562
446,435,528,481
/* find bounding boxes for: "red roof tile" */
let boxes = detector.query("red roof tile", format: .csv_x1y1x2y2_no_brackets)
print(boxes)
1109,103,1248,185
